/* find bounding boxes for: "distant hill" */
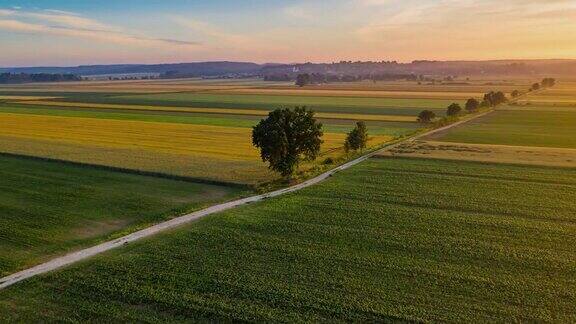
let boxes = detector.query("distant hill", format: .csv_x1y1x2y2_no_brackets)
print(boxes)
1,59,575,78
260,59,576,78
0,62,262,77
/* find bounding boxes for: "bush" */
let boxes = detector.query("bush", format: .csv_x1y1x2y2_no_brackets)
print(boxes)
465,98,480,112
417,110,436,123
446,103,463,116
323,157,335,165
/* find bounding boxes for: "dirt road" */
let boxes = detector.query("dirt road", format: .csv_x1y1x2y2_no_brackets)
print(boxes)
0,109,493,291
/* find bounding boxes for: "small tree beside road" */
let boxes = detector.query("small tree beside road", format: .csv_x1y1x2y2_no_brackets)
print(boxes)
344,121,368,153
446,103,463,117
465,98,480,112
418,110,436,123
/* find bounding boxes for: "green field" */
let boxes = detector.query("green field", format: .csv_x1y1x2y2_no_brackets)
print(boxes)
70,92,456,116
2,158,574,322
430,110,576,148
0,155,242,276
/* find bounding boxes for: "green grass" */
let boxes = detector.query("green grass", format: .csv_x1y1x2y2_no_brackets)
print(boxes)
432,110,576,148
0,155,242,277
1,158,574,322
0,104,421,136
73,92,456,116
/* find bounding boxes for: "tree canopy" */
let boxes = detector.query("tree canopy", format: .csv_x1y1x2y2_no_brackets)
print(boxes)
295,74,311,87
252,107,323,177
446,103,463,116
0,73,81,84
483,91,507,107
344,121,369,153
418,110,436,123
465,98,480,112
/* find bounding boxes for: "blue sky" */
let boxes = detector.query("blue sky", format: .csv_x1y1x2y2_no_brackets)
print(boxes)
1,0,575,67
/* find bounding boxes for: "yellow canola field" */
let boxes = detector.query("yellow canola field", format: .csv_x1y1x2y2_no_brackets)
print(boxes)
18,101,418,122
0,113,389,162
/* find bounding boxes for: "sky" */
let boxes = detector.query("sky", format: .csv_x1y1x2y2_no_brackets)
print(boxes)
1,0,576,67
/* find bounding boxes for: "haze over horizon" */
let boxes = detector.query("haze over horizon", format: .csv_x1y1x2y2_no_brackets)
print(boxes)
1,0,576,67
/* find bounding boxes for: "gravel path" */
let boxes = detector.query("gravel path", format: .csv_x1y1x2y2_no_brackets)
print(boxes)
0,109,493,291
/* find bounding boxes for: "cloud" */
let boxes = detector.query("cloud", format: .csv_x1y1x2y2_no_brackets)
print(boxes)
356,0,391,6
171,16,249,45
283,5,314,20
350,0,576,60
357,0,576,39
0,9,15,16
0,8,198,48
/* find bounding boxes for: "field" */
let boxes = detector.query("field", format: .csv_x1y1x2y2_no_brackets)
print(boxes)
383,140,576,168
3,77,571,321
0,154,242,277
1,157,574,322
0,112,396,184
72,92,460,115
427,110,576,148
429,81,576,149
0,78,490,185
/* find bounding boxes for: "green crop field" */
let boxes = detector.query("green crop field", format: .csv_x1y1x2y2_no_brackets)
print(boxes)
0,154,242,276
429,110,576,149
1,158,574,322
71,92,457,116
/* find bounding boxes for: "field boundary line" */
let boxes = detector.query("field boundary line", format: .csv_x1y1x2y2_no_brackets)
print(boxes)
0,151,251,189
0,108,493,291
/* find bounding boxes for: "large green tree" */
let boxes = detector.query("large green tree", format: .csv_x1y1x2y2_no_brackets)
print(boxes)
252,107,323,178
344,121,369,153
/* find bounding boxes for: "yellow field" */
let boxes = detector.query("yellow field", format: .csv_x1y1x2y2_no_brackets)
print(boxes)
0,113,391,184
381,140,576,168
18,100,418,122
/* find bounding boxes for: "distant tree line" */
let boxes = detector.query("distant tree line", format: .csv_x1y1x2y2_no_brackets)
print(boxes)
265,73,420,86
529,77,556,92
509,77,557,99
0,73,81,84
418,90,509,124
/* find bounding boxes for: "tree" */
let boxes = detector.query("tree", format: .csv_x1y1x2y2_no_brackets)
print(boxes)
511,90,521,98
446,103,462,116
494,91,507,105
531,83,540,91
418,110,436,123
483,91,507,107
295,73,311,87
252,107,323,178
465,98,480,112
344,121,369,153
